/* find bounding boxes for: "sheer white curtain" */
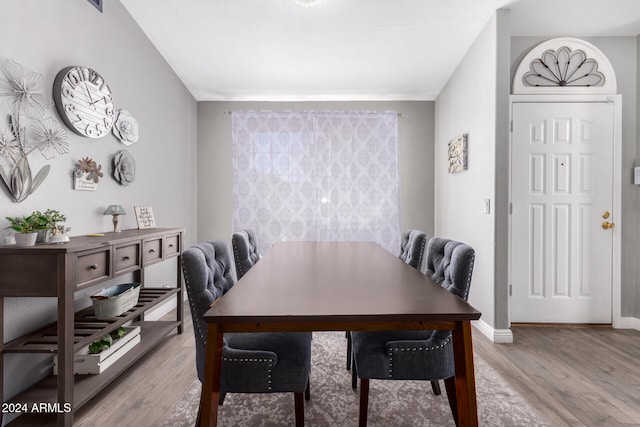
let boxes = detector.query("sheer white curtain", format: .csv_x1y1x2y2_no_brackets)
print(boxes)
232,110,400,254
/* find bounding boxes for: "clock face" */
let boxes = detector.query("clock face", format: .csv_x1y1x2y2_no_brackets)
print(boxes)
53,66,115,138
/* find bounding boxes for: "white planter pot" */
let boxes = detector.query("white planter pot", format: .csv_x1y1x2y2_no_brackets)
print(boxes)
48,235,70,244
14,232,38,247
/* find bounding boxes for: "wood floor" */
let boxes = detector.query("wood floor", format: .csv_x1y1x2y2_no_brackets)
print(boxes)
473,325,640,427
8,305,640,426
7,308,199,427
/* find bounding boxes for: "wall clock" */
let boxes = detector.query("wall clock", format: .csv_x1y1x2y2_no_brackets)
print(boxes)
53,66,114,138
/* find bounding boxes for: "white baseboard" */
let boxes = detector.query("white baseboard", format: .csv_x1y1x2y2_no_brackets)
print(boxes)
472,317,640,343
143,302,640,341
613,317,640,330
144,298,177,321
473,319,513,343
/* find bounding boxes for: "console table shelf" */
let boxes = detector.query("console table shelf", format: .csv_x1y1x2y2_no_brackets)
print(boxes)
8,320,180,409
0,228,185,426
4,288,179,354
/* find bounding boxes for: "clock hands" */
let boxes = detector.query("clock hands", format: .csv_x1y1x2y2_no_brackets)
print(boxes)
90,96,107,106
84,85,96,110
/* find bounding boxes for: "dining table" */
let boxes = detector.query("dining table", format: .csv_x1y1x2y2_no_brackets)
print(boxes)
201,241,482,426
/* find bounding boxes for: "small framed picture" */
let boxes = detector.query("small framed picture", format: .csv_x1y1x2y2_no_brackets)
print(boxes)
134,206,156,229
448,133,468,173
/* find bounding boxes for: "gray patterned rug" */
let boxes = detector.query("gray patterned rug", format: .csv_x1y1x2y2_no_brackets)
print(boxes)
162,332,550,426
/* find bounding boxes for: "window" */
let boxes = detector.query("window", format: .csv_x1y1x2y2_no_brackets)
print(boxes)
232,110,400,254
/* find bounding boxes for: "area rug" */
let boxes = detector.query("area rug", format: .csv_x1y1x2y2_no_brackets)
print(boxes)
162,332,551,426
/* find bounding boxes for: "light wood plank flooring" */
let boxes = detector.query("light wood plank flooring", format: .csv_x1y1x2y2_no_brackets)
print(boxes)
8,308,198,427
8,305,640,426
473,325,640,427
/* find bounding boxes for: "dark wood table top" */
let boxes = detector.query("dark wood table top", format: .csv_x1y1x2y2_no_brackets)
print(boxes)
204,241,480,326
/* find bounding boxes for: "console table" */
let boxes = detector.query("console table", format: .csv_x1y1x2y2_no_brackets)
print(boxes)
0,228,184,426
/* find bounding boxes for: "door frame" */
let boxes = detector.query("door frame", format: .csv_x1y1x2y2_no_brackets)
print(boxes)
508,94,622,327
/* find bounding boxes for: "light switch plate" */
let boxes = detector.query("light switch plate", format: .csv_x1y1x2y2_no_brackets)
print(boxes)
635,166,640,185
483,199,491,214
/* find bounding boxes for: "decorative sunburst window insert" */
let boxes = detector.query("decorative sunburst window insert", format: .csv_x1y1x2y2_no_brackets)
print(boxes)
524,46,604,87
513,37,617,95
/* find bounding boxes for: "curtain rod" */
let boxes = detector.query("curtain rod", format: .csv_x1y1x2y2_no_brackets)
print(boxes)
223,110,407,117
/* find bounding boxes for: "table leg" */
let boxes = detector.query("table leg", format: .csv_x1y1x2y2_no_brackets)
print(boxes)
201,324,223,427
451,320,478,427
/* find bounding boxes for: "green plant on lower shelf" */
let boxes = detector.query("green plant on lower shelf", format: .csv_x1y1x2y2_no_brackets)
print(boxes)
88,327,126,354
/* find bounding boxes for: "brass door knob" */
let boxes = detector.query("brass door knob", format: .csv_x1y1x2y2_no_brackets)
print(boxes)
602,211,610,219
601,221,615,230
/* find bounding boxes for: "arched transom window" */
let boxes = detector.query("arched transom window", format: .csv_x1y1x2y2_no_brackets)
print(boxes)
513,37,617,95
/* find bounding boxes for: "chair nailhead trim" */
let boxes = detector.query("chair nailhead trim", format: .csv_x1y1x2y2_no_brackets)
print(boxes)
222,358,274,390
181,264,207,343
232,239,245,278
387,337,452,378
463,256,475,300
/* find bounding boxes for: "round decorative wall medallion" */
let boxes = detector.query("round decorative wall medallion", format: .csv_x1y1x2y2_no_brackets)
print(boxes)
112,109,139,145
112,150,136,186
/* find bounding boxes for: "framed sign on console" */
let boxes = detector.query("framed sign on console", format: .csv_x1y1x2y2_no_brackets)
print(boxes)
134,206,156,229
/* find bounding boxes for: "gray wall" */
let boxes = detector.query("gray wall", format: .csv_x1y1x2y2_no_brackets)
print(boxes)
197,101,435,248
511,36,639,319
637,35,640,321
435,15,640,332
435,12,511,332
0,0,197,412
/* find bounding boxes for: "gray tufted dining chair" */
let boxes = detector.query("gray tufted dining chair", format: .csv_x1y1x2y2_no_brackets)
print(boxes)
232,229,261,280
398,228,428,271
181,240,312,426
350,237,475,427
346,229,427,370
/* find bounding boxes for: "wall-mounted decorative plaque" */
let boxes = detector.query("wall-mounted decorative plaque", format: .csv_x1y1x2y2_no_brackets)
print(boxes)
448,134,468,174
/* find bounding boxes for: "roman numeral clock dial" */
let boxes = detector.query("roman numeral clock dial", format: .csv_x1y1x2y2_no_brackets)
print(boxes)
53,66,114,138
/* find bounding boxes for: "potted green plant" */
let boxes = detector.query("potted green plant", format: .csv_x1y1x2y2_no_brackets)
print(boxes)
5,213,47,246
49,223,71,243
34,209,69,243
33,210,51,243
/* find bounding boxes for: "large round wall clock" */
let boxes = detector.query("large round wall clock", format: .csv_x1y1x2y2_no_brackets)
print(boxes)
53,66,115,138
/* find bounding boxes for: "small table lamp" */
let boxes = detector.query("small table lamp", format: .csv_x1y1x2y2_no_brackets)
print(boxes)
104,205,126,233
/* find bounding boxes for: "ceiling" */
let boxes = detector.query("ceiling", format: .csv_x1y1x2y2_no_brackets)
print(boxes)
120,0,640,102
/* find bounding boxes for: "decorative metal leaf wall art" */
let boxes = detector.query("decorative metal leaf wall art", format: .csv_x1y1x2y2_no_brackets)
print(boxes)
523,46,605,88
0,58,68,202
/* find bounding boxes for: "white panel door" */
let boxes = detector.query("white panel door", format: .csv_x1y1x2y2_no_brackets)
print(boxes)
511,102,613,323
